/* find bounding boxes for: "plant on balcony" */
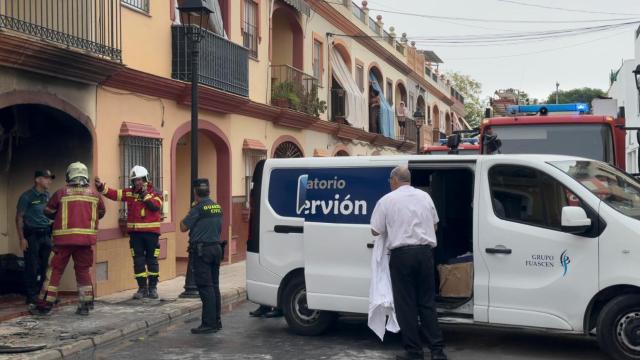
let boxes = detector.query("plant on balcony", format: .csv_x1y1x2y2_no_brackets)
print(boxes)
301,85,327,118
272,81,300,110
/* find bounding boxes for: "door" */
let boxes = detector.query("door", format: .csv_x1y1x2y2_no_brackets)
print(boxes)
478,159,599,331
302,166,395,314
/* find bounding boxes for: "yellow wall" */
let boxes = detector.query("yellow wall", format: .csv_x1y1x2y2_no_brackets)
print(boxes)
174,132,218,258
272,10,295,67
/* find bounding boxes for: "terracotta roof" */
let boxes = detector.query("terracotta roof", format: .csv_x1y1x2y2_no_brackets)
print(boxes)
119,122,161,138
243,139,267,151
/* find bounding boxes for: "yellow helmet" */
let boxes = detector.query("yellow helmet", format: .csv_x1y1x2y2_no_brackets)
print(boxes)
66,162,89,182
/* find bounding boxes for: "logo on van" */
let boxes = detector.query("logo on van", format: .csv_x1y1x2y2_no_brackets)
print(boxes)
296,175,368,216
560,250,570,277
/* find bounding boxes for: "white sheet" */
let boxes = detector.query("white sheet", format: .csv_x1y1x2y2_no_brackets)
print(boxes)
330,48,368,130
368,234,400,341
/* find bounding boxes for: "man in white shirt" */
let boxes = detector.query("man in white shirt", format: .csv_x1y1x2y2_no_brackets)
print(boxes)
371,166,446,360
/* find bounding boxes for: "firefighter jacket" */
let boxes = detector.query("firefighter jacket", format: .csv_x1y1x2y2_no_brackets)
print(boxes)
46,186,105,246
102,183,163,234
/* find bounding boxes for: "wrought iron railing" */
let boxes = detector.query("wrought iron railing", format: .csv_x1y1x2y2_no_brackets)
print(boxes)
271,64,321,116
351,2,365,22
122,0,149,13
331,88,346,121
0,0,122,61
172,25,249,97
396,117,417,142
242,22,258,58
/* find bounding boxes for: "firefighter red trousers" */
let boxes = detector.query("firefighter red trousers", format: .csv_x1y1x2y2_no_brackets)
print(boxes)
39,245,94,304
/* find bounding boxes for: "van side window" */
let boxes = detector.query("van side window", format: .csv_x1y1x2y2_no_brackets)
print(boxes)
489,165,582,231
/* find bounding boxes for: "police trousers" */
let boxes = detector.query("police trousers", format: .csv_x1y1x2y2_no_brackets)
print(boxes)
23,228,52,300
130,232,160,288
190,243,222,327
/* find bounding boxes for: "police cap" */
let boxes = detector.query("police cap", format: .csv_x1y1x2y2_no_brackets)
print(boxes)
192,178,209,189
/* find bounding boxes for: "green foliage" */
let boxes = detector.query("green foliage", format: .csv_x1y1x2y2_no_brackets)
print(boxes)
545,87,605,105
446,71,483,128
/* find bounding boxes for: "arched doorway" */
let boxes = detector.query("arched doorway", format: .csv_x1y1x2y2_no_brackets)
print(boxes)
0,96,94,294
445,112,452,136
271,5,304,70
432,105,441,144
171,121,231,273
368,65,384,134
273,139,304,158
330,41,352,122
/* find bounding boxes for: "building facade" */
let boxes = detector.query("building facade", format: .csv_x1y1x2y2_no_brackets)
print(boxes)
0,0,467,296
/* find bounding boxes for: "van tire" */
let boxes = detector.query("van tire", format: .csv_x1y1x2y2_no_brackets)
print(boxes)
597,294,640,360
282,276,336,336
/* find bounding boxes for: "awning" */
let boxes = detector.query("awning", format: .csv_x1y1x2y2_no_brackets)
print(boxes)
243,139,267,151
313,149,331,157
282,0,310,16
119,122,162,138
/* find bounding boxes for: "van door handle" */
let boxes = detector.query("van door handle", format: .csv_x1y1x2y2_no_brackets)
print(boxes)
485,247,512,255
367,243,374,249
274,225,303,234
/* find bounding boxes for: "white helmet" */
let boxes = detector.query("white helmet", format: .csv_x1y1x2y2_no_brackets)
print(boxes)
66,162,89,183
129,165,149,183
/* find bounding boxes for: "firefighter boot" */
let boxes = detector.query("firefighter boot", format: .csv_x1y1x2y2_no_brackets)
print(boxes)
76,302,90,316
147,287,159,299
133,287,148,300
29,301,53,316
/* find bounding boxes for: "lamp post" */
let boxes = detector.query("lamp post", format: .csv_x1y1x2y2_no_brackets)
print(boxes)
178,0,213,299
413,109,425,154
555,81,560,104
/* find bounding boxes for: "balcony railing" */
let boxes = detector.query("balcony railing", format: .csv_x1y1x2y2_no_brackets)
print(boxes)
331,88,346,121
122,0,149,13
0,0,122,61
396,117,417,143
172,25,249,97
351,2,365,22
271,64,321,116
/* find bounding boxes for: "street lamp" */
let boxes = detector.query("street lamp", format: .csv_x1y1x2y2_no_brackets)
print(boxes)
413,109,426,154
178,0,214,299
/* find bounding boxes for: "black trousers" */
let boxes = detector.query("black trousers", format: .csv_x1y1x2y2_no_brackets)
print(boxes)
23,229,52,300
191,243,222,327
129,232,160,288
389,245,444,357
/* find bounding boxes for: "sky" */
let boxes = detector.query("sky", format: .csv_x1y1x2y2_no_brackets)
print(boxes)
365,0,638,101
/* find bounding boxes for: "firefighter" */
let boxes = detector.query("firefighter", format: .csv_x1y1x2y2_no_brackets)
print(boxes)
95,166,163,299
31,162,105,316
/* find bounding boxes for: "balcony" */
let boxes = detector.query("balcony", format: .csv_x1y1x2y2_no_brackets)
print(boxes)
0,0,122,61
172,25,249,97
271,64,323,117
396,117,417,143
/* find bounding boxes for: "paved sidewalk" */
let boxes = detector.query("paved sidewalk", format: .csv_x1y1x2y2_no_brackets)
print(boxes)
0,261,246,360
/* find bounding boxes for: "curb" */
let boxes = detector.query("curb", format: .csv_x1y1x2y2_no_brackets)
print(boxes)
28,288,246,360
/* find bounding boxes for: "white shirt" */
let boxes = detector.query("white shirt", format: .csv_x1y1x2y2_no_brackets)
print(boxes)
370,185,439,249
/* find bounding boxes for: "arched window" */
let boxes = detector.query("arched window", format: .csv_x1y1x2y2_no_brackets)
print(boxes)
273,141,304,158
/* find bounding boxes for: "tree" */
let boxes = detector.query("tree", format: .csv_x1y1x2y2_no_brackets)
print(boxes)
545,87,605,105
446,72,483,128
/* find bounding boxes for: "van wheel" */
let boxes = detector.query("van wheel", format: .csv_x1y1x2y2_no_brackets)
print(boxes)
597,295,640,360
282,276,336,336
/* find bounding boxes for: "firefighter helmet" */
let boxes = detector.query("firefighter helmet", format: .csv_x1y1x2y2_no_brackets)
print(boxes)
129,165,149,183
66,162,89,182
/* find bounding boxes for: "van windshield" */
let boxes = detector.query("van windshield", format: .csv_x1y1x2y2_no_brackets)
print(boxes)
550,160,640,220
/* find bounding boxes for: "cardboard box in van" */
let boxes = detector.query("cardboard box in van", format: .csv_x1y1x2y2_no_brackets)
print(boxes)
438,262,473,298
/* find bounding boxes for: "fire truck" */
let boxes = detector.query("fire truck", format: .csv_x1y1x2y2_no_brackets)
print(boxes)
479,101,640,173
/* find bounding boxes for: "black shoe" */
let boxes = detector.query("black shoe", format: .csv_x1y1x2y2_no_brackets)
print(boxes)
431,349,447,360
249,305,270,317
133,287,148,300
190,325,218,334
147,288,159,299
396,352,424,360
76,303,90,316
263,309,283,318
28,303,52,316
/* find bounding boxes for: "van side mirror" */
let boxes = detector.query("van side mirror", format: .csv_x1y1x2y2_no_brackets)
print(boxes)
561,206,591,235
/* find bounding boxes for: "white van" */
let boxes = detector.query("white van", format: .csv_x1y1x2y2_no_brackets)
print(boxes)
246,154,640,360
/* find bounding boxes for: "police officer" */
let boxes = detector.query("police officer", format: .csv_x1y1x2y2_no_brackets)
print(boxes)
180,178,223,334
16,170,54,305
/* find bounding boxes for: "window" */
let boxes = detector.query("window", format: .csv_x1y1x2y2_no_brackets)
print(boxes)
386,79,393,105
120,136,162,218
244,150,266,207
312,39,322,81
489,165,584,231
122,0,149,13
355,63,364,92
242,0,259,58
